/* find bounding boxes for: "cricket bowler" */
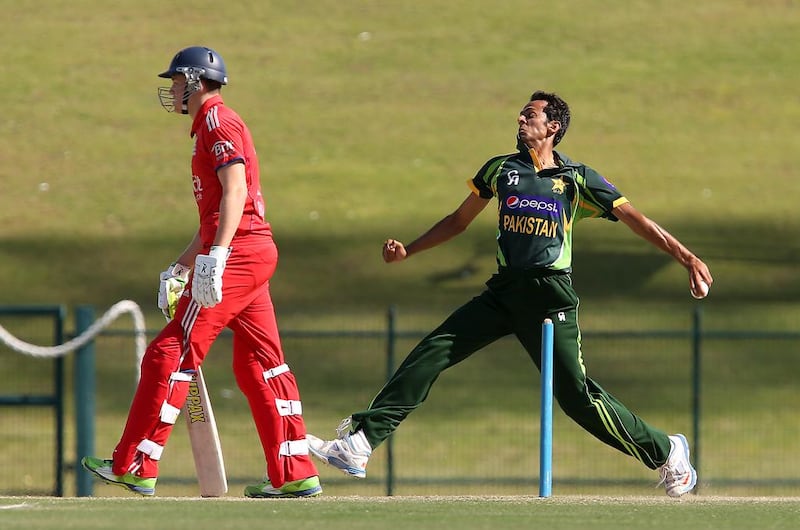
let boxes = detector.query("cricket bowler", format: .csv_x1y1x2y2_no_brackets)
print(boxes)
307,91,710,498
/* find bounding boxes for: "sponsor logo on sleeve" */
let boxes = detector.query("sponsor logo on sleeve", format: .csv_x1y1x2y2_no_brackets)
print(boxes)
211,140,236,162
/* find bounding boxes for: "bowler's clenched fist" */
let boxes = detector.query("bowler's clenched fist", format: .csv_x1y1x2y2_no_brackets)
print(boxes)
383,239,407,263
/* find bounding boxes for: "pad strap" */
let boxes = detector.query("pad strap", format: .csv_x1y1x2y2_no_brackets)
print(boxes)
160,401,181,424
136,439,164,460
263,364,290,381
275,398,302,416
279,439,309,456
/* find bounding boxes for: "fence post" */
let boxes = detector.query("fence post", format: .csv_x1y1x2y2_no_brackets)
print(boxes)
74,305,96,497
691,305,702,494
385,305,397,496
54,306,66,497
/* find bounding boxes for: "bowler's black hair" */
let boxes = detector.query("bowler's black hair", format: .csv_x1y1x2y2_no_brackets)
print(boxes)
530,91,570,146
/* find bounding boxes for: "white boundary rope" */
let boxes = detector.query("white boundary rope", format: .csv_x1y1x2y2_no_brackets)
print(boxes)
0,300,147,380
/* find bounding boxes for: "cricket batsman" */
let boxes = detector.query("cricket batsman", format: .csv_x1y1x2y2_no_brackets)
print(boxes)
82,46,321,498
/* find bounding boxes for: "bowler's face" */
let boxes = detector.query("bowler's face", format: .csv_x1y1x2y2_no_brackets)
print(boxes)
517,100,550,146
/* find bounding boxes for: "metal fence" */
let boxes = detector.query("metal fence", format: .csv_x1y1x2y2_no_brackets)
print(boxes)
0,306,66,496
1,305,799,497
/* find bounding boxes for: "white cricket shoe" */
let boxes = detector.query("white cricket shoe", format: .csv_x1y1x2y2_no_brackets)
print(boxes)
306,417,371,478
658,434,697,497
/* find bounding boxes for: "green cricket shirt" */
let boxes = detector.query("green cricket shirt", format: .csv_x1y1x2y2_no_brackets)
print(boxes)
468,145,629,271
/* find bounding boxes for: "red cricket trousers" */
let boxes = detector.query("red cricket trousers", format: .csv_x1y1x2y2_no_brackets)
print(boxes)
111,237,317,487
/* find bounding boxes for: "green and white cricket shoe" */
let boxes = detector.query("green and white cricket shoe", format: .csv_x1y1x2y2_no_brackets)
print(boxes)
658,434,697,497
81,456,157,496
244,476,322,498
306,417,372,479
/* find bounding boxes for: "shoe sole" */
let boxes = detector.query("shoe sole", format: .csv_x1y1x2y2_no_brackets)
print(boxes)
667,434,697,497
81,459,155,496
326,456,367,479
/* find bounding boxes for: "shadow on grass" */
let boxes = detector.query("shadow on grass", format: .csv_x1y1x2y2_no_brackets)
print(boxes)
1,219,798,312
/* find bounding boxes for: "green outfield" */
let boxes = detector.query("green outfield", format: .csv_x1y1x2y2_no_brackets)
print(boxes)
2,0,799,520
2,496,800,530
2,0,798,326
4,326,799,499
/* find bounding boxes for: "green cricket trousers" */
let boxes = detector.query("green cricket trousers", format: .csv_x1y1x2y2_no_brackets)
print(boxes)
351,268,672,470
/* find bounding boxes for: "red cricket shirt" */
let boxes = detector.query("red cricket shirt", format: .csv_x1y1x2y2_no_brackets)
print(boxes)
190,95,271,247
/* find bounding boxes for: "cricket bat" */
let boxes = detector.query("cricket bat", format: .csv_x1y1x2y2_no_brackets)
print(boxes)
183,366,228,497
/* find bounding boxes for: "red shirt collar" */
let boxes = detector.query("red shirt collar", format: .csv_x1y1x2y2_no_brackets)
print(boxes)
190,94,224,137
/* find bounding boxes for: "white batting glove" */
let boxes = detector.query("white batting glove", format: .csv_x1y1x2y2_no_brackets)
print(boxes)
158,262,192,321
192,246,229,308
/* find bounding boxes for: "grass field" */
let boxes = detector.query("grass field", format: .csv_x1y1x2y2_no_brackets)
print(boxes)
4,326,800,499
2,0,800,516
2,0,798,324
2,495,800,530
